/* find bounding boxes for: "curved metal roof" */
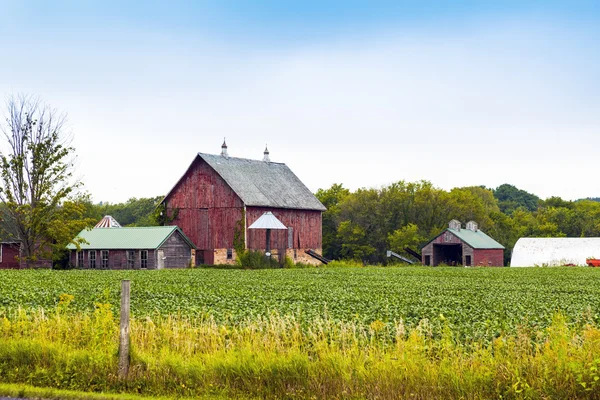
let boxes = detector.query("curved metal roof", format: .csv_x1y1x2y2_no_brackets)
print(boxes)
511,237,600,267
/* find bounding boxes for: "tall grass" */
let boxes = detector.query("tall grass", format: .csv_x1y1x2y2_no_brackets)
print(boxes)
1,303,600,399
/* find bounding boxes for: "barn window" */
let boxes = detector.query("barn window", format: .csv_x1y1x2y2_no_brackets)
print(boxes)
465,255,472,266
89,251,96,269
77,251,84,268
101,250,109,268
226,248,233,260
127,250,135,268
288,227,293,249
425,255,431,266
140,250,148,269
444,232,452,242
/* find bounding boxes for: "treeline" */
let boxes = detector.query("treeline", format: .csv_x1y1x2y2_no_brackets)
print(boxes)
69,186,600,267
316,182,600,265
83,196,163,227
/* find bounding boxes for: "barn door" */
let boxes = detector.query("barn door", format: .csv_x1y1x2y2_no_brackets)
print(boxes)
157,250,165,269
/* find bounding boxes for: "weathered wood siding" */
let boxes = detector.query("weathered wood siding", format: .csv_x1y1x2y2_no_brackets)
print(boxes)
0,243,21,269
71,249,157,269
158,230,193,268
165,158,244,252
246,207,322,251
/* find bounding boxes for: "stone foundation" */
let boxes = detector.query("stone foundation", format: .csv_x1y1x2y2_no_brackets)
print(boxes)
209,248,324,266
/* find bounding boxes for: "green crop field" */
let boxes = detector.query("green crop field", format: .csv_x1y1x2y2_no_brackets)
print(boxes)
1,266,599,340
2,266,600,399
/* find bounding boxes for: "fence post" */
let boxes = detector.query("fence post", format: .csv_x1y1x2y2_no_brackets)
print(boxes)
118,280,131,379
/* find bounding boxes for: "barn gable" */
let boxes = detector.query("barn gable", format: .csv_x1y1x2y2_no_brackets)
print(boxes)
421,220,504,266
164,153,326,211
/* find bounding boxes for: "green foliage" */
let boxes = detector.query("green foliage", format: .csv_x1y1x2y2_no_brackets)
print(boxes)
493,183,540,214
236,250,280,269
315,183,350,260
318,180,600,265
1,267,599,341
0,95,91,266
1,269,600,399
232,208,246,256
388,223,426,254
93,196,164,227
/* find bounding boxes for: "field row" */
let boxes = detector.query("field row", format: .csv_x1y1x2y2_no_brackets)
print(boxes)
1,266,599,340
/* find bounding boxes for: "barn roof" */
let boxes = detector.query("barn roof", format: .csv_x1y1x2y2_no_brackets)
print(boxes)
511,237,600,267
448,228,505,249
422,227,505,250
66,226,196,250
164,153,326,211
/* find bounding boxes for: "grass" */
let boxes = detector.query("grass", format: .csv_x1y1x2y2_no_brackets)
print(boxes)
1,306,600,398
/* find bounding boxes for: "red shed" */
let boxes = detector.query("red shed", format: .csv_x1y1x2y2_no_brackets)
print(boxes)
0,242,22,269
162,143,327,265
421,220,505,267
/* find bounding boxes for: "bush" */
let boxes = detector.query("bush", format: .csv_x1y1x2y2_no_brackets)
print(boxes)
237,250,281,269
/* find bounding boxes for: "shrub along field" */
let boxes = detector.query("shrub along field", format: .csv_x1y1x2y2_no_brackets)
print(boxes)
1,266,600,399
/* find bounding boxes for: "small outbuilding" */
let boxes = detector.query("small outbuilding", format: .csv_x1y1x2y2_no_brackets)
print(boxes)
421,220,505,266
67,219,195,269
0,241,21,269
510,238,600,267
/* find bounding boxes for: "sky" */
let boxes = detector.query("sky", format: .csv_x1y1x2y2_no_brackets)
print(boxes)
1,1,599,203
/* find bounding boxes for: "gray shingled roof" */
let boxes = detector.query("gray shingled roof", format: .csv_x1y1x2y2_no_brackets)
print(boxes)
165,153,326,211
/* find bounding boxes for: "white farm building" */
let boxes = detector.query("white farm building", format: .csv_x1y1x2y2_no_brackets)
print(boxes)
510,238,600,267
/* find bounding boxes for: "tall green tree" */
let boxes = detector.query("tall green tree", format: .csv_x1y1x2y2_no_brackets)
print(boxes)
493,184,540,214
0,94,90,266
316,184,349,260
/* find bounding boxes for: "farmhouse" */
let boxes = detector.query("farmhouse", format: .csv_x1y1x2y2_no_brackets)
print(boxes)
511,238,600,267
67,216,195,269
421,220,504,266
161,142,327,265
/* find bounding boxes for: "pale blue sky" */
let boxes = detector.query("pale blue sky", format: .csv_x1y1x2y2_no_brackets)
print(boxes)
1,1,599,202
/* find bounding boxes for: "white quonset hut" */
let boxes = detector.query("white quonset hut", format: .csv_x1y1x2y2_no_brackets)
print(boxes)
510,238,600,267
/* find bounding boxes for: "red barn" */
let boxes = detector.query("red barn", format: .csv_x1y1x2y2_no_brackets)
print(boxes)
421,220,505,267
162,143,326,265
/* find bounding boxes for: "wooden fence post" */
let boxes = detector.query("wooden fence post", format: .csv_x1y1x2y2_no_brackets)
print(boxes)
118,280,131,379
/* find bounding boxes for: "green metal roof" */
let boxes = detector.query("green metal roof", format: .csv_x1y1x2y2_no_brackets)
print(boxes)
66,226,196,250
446,228,505,249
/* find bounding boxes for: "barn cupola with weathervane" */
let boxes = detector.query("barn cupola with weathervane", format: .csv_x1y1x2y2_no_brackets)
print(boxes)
263,145,270,162
221,138,228,158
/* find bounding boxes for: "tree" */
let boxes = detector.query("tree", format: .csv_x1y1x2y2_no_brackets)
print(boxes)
0,94,90,267
316,184,350,260
493,184,540,214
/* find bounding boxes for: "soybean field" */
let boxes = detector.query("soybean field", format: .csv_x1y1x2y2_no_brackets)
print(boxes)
1,266,599,340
